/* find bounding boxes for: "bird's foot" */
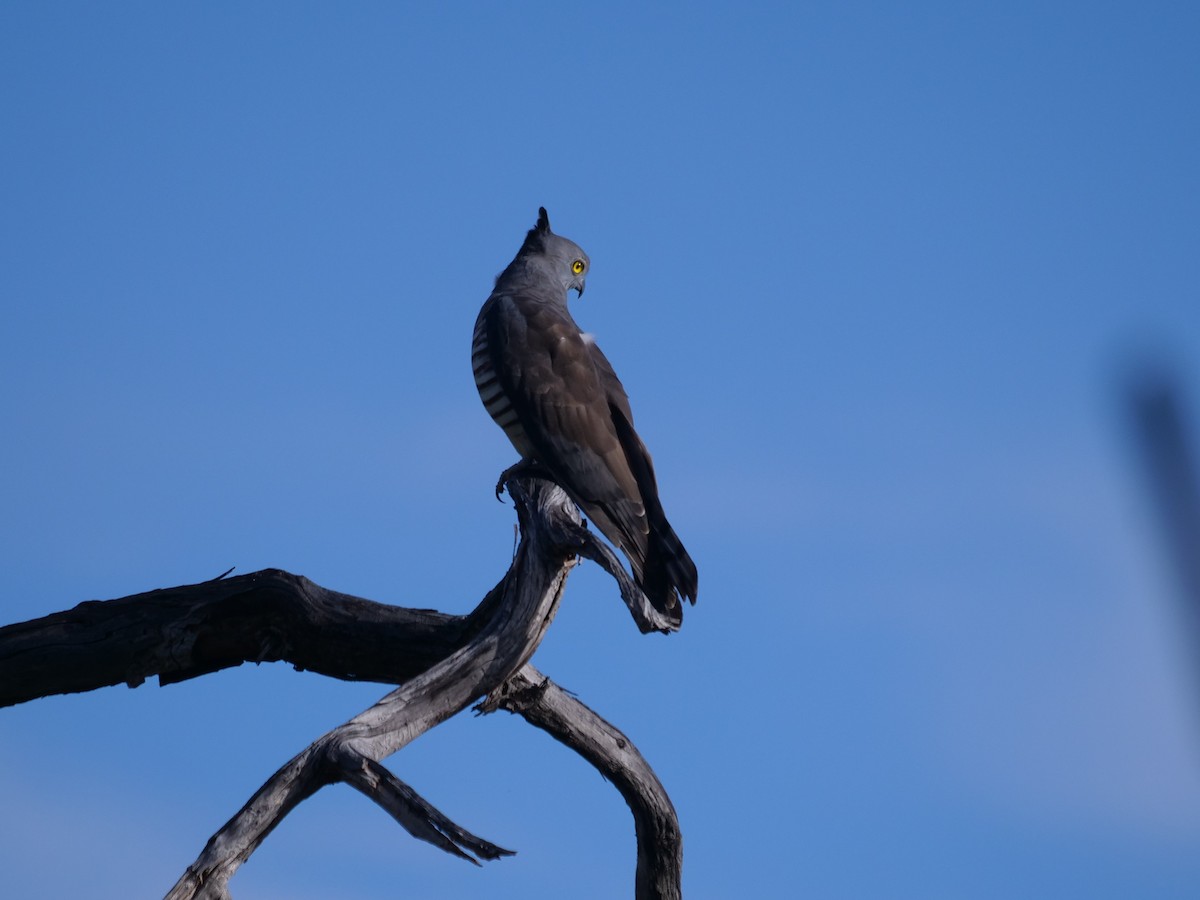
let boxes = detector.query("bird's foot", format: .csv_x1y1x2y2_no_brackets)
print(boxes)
495,459,550,501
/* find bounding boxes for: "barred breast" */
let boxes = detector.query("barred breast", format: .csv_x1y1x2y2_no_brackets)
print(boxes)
472,310,535,458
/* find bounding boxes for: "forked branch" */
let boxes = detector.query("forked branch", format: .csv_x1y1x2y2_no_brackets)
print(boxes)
0,476,683,900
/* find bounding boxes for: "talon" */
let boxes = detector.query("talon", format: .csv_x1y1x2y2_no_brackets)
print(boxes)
494,459,532,502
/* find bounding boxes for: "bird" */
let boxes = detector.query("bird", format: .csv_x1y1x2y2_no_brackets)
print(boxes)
472,208,698,628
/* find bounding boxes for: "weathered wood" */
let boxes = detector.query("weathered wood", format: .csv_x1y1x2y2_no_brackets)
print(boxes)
164,477,579,898
0,499,669,709
0,570,471,708
481,664,683,900
0,475,684,899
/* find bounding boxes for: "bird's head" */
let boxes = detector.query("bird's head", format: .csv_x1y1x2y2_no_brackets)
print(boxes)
522,207,590,298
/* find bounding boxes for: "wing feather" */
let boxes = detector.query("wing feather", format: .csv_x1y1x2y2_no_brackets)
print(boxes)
483,291,696,621
486,295,649,553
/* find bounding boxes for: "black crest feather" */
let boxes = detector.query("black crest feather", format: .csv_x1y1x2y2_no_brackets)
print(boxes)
515,207,552,258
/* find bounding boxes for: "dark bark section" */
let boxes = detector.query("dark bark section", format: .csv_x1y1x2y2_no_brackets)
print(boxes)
0,571,463,705
0,476,682,900
1,482,675,711
0,570,482,708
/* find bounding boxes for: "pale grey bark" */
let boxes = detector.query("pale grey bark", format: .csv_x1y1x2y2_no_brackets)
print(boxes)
0,476,682,900
482,666,683,900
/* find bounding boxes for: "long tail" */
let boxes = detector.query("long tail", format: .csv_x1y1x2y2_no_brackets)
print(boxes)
640,512,698,625
602,402,698,624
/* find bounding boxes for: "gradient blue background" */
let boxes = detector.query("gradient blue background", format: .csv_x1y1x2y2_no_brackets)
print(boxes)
3,3,1199,898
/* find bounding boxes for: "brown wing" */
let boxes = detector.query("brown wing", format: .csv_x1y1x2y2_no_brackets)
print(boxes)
483,293,696,621
588,341,698,611
484,296,652,573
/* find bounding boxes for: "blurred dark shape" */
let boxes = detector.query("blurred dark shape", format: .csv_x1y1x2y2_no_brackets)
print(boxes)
1126,368,1200,651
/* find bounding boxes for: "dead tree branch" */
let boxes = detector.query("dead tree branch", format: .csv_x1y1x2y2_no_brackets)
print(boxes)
482,665,683,900
0,476,683,900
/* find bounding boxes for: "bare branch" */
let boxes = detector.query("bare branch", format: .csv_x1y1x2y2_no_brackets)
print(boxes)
164,477,579,897
2,474,686,898
0,569,468,708
340,754,514,863
482,664,683,900
571,521,680,634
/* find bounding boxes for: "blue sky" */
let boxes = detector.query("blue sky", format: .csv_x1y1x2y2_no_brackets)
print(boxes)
3,3,1200,898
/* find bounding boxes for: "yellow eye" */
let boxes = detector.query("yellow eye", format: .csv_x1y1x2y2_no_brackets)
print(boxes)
572,259,585,275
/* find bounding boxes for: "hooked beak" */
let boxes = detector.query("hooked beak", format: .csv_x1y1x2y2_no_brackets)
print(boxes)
573,280,586,298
